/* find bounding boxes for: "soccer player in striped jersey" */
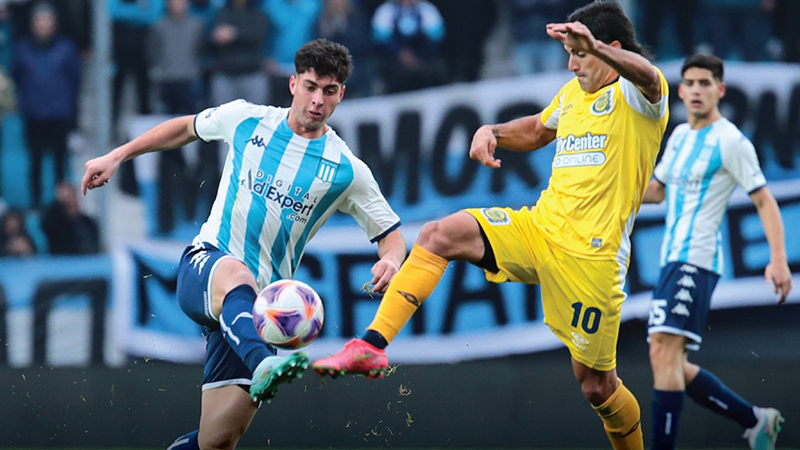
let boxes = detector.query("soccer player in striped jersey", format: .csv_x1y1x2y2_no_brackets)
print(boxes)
315,2,667,449
642,54,792,450
81,39,406,450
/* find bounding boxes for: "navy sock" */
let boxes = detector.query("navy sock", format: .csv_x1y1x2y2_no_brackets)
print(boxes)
167,430,199,450
363,329,388,349
652,389,684,450
220,284,272,374
686,368,757,429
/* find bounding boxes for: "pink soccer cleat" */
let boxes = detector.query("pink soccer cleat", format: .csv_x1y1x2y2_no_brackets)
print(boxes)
312,338,388,379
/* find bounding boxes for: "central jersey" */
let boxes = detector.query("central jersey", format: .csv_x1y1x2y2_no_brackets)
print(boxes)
193,100,400,289
535,72,669,261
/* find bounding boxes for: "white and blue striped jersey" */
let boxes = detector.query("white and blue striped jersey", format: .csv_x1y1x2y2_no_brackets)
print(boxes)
653,118,766,274
193,100,401,289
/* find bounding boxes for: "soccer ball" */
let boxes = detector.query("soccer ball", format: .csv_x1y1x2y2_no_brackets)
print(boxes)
253,279,324,350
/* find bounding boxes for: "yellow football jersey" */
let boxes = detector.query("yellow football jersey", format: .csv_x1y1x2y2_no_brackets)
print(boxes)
534,69,669,260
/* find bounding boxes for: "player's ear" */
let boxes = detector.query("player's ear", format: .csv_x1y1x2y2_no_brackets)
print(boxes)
339,84,346,102
677,81,686,101
717,81,727,99
610,40,622,49
289,74,297,96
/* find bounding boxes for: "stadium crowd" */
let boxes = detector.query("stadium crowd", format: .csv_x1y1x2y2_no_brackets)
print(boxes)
0,0,798,257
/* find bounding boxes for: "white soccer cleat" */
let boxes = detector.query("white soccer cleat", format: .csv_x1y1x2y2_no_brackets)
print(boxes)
743,407,784,450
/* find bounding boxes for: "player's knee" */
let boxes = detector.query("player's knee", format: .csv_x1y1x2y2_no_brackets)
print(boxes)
213,260,256,297
417,220,452,254
649,334,683,369
199,428,242,450
580,378,611,405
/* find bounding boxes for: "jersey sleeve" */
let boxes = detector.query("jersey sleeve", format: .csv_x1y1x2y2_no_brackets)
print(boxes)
722,134,767,193
339,158,401,243
540,85,566,130
619,67,669,120
194,99,252,143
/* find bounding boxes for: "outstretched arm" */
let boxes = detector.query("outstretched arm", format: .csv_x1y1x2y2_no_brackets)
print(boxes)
371,229,407,294
546,21,661,103
750,187,792,303
82,115,198,194
469,114,557,169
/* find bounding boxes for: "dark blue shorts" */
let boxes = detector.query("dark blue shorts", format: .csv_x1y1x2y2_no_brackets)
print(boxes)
647,262,719,351
177,242,275,390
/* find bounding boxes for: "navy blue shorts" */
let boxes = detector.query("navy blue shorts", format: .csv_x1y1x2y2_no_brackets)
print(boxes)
647,262,719,350
177,242,275,390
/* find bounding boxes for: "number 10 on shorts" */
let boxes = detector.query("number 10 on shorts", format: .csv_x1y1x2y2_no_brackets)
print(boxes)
571,302,602,334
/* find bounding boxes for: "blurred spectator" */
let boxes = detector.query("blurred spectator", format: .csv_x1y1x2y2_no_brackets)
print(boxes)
210,0,269,106
0,3,11,69
264,0,322,106
438,0,498,83
704,0,775,61
774,0,800,62
0,3,12,200
639,0,697,59
0,209,36,256
190,0,224,34
41,182,99,255
371,0,446,94
149,0,204,114
109,0,165,129
9,0,92,56
316,0,373,97
12,2,81,208
189,0,224,106
510,0,570,75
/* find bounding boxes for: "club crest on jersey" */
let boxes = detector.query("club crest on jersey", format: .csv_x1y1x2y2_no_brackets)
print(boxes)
481,208,511,225
591,88,614,116
316,159,338,183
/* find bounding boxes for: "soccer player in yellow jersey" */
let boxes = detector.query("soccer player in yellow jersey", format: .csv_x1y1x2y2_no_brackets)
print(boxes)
314,2,668,448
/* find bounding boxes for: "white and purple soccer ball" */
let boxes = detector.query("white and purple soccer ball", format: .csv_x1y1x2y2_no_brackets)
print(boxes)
253,279,324,350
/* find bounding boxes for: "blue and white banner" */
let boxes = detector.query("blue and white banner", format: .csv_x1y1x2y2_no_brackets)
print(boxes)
5,63,798,367
123,62,800,240
108,178,800,364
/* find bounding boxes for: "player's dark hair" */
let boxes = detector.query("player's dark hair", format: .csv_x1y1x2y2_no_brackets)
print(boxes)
567,1,650,59
294,39,353,84
681,54,724,81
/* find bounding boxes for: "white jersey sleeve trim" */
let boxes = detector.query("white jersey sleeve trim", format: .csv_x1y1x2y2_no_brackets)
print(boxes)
371,221,402,243
620,76,668,119
544,93,563,130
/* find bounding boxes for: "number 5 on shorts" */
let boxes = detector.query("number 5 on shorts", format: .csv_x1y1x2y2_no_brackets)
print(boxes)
649,299,667,326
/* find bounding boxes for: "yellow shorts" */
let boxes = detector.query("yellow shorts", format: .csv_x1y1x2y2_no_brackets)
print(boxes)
466,207,627,371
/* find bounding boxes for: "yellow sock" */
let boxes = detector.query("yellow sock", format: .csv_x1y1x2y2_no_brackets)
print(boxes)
367,244,449,343
593,379,644,450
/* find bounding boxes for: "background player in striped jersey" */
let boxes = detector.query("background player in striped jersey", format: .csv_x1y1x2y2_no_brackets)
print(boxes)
314,2,668,449
81,39,406,450
642,54,792,450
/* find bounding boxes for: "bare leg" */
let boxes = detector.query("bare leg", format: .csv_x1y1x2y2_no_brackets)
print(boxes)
198,386,258,450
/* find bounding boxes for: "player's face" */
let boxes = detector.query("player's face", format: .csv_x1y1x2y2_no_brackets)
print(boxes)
565,44,617,93
679,67,725,118
289,69,345,135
